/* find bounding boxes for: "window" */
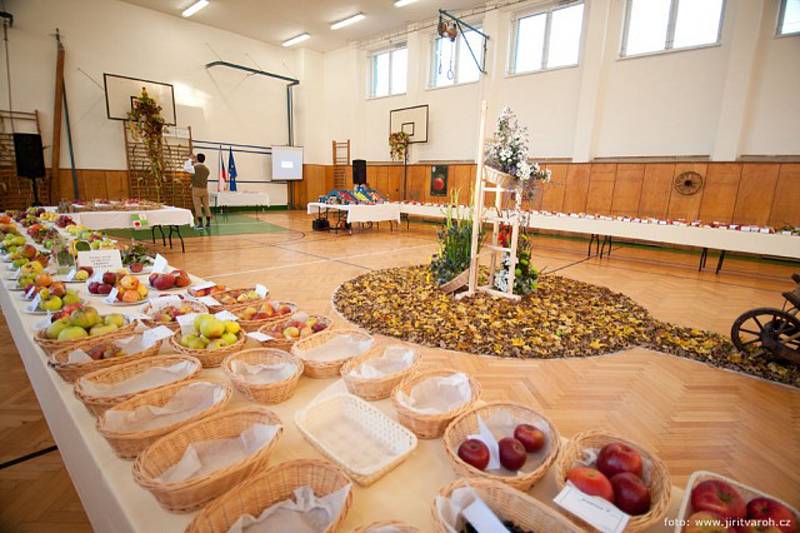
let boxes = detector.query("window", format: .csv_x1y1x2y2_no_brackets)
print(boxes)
778,0,800,35
431,27,483,87
621,0,724,57
512,2,584,74
370,46,407,97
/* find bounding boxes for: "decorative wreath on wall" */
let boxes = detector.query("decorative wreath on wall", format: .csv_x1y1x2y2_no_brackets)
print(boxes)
673,171,704,196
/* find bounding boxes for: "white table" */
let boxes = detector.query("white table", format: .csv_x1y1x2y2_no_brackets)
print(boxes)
210,191,270,209
307,202,402,231
70,207,193,253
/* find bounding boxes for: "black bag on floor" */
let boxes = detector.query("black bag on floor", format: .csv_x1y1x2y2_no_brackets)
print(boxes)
312,218,330,231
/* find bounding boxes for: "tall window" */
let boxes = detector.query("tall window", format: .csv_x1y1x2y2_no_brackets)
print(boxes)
778,0,800,35
512,2,584,74
431,27,483,87
621,0,725,57
370,46,407,98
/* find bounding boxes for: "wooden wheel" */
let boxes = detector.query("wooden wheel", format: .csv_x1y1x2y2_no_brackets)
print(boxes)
731,308,800,364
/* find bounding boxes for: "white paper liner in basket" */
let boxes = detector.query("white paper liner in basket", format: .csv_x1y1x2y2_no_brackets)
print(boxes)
103,382,226,433
156,423,280,484
297,333,373,362
78,360,198,398
231,360,296,385
65,328,168,364
396,372,472,415
227,484,352,533
348,345,415,379
435,486,496,533
467,412,555,477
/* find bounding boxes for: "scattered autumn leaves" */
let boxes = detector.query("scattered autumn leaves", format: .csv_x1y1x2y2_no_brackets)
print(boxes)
333,265,799,388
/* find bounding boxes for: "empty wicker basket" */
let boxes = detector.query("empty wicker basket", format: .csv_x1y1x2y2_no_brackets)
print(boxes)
168,328,246,368
292,327,374,379
141,298,209,331
433,478,582,533
96,378,232,459
340,344,420,401
553,430,671,531
186,459,353,533
222,348,303,404
257,313,333,351
443,402,560,491
74,354,202,417
49,337,163,383
354,521,420,533
391,368,481,439
132,406,284,512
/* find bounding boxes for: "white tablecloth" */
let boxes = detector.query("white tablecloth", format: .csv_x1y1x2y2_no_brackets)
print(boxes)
210,191,270,208
71,207,194,230
395,203,800,259
307,202,401,224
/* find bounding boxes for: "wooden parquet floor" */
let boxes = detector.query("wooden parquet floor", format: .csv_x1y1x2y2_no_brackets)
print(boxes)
1,211,798,532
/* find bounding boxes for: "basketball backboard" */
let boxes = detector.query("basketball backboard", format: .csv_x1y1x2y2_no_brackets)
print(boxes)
104,73,177,125
389,104,428,144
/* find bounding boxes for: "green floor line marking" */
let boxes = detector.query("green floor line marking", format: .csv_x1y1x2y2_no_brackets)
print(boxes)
107,212,290,240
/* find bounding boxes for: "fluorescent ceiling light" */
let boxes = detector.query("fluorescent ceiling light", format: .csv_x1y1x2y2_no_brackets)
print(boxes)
282,33,310,47
331,13,365,30
394,0,418,6
182,0,209,17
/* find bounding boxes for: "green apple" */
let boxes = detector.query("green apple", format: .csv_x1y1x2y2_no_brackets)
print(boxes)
83,307,101,327
206,338,227,350
220,332,237,345
69,310,92,329
104,314,125,328
74,270,89,281
193,313,214,330
58,326,89,341
62,293,80,305
89,324,115,337
179,333,198,348
187,338,207,350
199,318,225,339
45,318,70,339
41,296,63,312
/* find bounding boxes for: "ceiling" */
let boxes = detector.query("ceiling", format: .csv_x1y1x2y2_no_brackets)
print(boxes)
122,0,488,52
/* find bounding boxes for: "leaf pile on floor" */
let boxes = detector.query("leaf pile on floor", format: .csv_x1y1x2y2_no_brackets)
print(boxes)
333,265,799,388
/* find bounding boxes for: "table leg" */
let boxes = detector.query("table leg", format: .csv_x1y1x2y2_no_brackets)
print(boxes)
607,236,612,256
715,250,726,274
155,225,166,246
150,225,157,245
168,225,186,253
698,248,708,271
587,234,596,257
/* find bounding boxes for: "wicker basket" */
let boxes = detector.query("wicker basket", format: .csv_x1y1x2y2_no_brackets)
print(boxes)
186,459,353,533
354,521,420,533
49,337,163,383
140,299,209,331
230,301,298,332
295,393,418,486
97,378,232,459
222,348,303,404
439,269,469,295
443,402,560,491
484,166,516,188
340,344,420,401
554,430,671,531
291,328,374,379
391,369,481,439
74,354,202,417
132,406,284,512
672,470,799,533
433,478,582,533
208,287,269,311
257,314,333,351
168,328,246,368
33,317,137,356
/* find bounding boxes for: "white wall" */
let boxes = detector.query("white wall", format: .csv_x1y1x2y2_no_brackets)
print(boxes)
309,0,800,163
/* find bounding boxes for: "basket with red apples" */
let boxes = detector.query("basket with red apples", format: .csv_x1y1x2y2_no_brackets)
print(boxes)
554,430,671,531
186,283,226,298
88,270,149,304
49,334,164,383
258,312,331,350
148,270,191,292
142,297,209,331
233,300,297,331
213,288,270,310
676,471,798,533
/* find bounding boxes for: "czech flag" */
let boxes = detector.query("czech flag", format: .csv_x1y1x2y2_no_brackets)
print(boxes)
228,146,238,192
217,146,228,192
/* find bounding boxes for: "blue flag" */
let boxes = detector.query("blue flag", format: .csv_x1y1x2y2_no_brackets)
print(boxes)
227,146,238,191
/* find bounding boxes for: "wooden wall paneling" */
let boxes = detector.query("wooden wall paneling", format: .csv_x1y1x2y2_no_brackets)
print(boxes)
372,165,389,198
104,171,129,200
638,163,674,219
386,166,404,201
561,164,590,213
667,163,706,221
405,165,430,202
769,163,800,227
585,163,617,215
733,163,779,226
697,163,741,224
540,163,567,213
610,164,645,216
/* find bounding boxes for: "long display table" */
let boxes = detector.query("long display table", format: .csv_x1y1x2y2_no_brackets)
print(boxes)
70,207,194,253
307,202,402,225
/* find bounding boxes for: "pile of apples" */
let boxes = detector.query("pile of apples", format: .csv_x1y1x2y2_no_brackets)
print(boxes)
178,314,241,350
2,233,26,252
188,284,225,297
566,442,652,516
458,423,547,472
149,302,199,325
8,244,50,269
55,214,75,228
72,266,92,281
263,313,328,340
217,289,263,306
27,282,82,312
236,301,293,322
43,307,127,341
16,261,49,289
148,270,190,291
684,478,797,533
83,342,124,361
88,270,149,303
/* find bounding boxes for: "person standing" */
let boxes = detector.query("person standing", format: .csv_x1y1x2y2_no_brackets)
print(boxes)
184,153,212,229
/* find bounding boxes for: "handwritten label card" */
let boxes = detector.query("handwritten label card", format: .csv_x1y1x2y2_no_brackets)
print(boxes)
190,281,216,292
246,331,274,342
27,293,42,313
78,249,123,271
177,313,199,335
554,483,629,533
214,310,238,322
151,254,168,274
462,497,510,533
104,287,119,304
197,295,220,307
255,284,268,298
142,326,174,347
65,267,77,281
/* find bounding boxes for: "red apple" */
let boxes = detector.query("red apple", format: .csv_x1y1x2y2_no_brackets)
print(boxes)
691,480,746,520
498,437,526,471
102,272,117,285
88,281,100,294
97,283,113,295
172,269,190,288
151,273,175,291
80,266,93,276
129,262,143,273
746,498,797,533
610,472,651,515
597,441,643,479
148,272,159,285
683,511,733,533
514,424,546,453
566,466,614,502
457,439,490,471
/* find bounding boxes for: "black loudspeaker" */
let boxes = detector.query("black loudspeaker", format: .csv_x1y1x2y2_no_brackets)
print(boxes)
352,159,367,185
13,133,46,178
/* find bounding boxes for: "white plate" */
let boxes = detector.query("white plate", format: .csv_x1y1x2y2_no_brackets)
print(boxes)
105,300,148,307
128,266,153,276
5,282,24,291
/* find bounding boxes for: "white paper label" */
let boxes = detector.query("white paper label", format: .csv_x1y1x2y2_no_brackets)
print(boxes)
65,267,77,281
197,295,220,307
177,313,199,335
11,268,20,280
190,281,216,292
255,284,268,298
462,497,510,533
104,287,119,304
77,249,123,271
142,325,174,346
24,285,37,300
214,310,238,322
123,310,149,320
554,483,629,533
246,331,274,342
33,316,52,330
151,254,168,274
27,293,42,312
